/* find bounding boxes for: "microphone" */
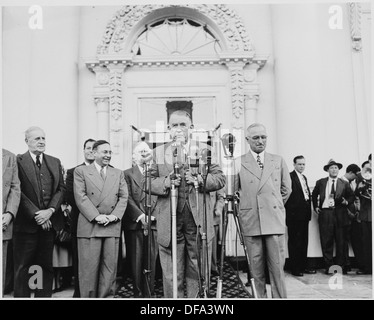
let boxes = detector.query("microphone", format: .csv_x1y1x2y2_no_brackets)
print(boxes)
172,142,183,176
221,133,236,157
189,144,200,168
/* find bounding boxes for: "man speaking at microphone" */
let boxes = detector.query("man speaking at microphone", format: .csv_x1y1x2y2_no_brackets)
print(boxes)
150,110,226,298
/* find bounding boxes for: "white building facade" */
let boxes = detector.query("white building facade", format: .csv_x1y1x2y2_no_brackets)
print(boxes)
2,3,371,258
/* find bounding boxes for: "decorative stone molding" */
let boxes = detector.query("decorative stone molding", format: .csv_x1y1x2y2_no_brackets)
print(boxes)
349,3,362,52
108,65,124,155
97,4,255,55
94,96,109,113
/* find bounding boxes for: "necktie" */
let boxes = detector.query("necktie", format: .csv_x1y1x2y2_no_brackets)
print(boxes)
256,154,263,170
331,179,336,196
36,155,41,169
301,176,309,200
100,167,106,180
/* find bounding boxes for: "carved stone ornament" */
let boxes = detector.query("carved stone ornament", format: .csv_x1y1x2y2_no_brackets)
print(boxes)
108,68,123,132
349,2,362,52
97,4,255,55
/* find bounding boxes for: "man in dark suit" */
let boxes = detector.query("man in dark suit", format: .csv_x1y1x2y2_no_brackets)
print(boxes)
74,140,128,298
285,155,314,277
2,148,21,294
13,126,65,297
355,159,372,275
340,163,361,273
150,110,226,298
312,159,355,275
234,123,291,298
123,141,158,297
65,138,96,297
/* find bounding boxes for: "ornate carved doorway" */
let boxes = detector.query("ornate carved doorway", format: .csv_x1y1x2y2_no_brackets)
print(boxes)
86,4,267,170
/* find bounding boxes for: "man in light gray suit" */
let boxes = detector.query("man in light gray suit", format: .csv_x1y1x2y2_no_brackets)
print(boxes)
234,123,291,298
2,148,21,294
74,140,128,298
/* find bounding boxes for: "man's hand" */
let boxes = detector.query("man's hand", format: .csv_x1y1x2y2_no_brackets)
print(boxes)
167,172,181,187
185,169,196,185
314,208,322,215
95,215,109,225
41,219,52,231
34,209,53,225
2,212,13,231
104,214,119,226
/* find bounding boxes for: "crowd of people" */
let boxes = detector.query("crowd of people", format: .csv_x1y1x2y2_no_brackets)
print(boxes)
2,111,372,299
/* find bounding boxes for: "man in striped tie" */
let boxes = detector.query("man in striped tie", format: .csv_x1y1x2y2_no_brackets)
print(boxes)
234,123,291,298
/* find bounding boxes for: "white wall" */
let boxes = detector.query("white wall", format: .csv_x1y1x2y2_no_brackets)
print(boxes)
2,6,80,170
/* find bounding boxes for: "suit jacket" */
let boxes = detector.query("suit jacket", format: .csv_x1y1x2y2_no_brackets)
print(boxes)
285,170,312,223
15,151,65,233
234,151,292,236
211,188,225,226
150,141,226,247
355,173,372,222
312,177,355,227
123,165,158,231
2,149,21,240
74,163,128,238
65,163,85,234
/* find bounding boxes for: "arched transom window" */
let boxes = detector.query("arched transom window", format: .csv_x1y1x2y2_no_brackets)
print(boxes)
131,18,222,57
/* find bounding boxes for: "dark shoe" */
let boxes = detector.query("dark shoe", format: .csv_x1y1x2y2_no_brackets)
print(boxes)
291,272,304,277
304,269,317,274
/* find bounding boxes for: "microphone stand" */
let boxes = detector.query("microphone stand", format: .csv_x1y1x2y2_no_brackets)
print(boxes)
196,137,212,299
216,134,258,299
171,146,180,298
143,162,153,298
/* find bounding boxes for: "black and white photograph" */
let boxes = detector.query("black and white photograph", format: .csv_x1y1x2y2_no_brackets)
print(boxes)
1,0,372,303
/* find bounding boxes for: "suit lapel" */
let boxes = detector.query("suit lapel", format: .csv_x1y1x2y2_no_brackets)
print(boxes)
2,153,8,175
86,163,104,192
43,154,59,191
164,143,174,173
133,165,145,202
19,152,40,201
335,178,344,198
292,171,303,193
100,167,116,201
259,153,275,191
320,178,328,203
241,152,262,180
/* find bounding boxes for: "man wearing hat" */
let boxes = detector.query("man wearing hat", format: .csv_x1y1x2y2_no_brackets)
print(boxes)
312,159,355,274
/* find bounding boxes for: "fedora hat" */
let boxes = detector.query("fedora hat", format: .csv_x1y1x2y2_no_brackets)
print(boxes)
323,159,343,171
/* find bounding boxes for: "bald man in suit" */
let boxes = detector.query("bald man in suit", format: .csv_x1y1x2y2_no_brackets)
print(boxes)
234,123,291,298
14,127,65,297
123,141,158,298
2,148,21,294
74,140,128,298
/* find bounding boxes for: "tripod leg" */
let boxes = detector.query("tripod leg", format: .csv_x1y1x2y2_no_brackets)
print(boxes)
216,200,229,298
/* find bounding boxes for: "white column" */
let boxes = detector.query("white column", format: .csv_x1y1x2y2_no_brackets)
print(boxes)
94,97,110,141
349,3,370,162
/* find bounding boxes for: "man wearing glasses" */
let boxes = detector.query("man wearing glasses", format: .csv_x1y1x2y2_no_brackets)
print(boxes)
234,123,291,298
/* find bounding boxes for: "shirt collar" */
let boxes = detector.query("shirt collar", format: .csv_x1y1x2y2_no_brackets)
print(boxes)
29,151,43,163
250,150,264,162
94,161,107,174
